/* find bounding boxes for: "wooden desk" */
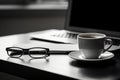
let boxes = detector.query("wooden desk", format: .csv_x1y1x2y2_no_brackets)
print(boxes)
0,33,120,80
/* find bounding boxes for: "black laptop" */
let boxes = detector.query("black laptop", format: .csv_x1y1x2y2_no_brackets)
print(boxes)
31,0,120,50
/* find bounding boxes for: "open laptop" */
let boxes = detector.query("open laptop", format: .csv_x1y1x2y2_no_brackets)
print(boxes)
31,0,120,50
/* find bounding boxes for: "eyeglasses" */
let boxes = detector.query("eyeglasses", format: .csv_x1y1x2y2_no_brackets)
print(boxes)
6,47,50,59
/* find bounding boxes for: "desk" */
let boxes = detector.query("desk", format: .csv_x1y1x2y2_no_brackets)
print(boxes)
0,32,120,80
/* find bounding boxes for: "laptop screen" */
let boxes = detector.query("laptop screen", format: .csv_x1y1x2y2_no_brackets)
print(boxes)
65,0,120,38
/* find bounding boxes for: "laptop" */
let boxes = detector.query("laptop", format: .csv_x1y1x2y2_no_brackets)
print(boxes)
31,0,120,50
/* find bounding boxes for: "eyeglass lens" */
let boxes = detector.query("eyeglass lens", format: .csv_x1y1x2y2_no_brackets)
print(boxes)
7,47,22,58
29,48,48,58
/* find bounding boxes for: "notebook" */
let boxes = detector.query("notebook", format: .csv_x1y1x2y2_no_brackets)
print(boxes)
31,0,120,48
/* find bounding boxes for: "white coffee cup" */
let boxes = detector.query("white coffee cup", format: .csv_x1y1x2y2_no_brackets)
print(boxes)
78,33,113,59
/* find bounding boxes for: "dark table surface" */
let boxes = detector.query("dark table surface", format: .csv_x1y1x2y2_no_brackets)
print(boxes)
0,32,120,80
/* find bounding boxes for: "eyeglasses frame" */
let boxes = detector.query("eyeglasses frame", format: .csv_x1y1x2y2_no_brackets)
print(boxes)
6,47,50,59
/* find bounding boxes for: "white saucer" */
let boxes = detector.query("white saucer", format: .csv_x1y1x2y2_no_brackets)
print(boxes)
68,51,114,61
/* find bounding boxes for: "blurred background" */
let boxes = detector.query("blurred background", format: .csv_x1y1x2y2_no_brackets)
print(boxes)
0,0,68,36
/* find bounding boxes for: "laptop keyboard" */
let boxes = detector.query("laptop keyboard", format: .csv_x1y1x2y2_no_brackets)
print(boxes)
52,32,78,39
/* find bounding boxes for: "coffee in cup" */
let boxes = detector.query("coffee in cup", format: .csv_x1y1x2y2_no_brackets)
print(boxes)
78,33,112,59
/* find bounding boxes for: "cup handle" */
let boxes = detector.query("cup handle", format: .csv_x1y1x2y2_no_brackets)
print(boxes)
103,39,113,53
